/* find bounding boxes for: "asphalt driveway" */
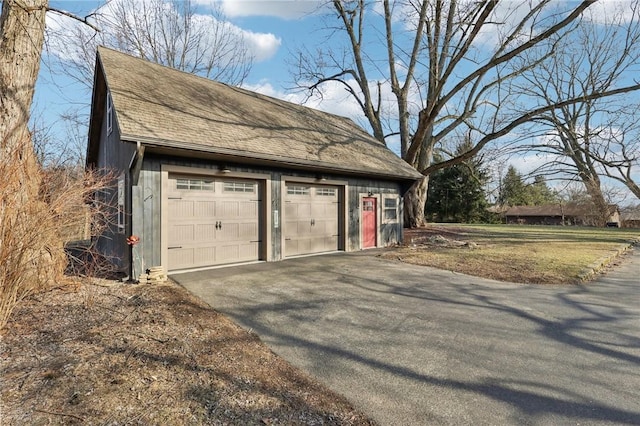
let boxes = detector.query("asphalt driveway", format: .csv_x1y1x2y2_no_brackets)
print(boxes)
173,249,640,425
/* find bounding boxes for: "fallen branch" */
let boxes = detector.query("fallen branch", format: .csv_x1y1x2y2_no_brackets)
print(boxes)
134,332,169,344
34,408,85,422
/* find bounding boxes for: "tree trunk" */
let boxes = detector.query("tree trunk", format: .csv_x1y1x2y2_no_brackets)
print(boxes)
1,0,47,175
624,180,640,201
582,176,611,227
1,0,66,329
404,175,429,228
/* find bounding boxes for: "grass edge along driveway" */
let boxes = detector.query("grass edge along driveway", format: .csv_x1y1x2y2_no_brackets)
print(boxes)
390,224,640,284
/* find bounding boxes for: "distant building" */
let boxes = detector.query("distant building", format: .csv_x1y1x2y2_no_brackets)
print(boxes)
620,205,640,228
502,204,620,227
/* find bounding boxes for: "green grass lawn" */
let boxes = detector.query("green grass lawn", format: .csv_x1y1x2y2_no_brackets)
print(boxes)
393,224,640,284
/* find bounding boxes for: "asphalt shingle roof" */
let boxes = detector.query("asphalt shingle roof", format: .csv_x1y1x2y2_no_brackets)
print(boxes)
97,47,421,180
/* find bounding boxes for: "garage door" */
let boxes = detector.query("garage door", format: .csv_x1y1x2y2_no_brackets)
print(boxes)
167,176,260,271
284,183,339,257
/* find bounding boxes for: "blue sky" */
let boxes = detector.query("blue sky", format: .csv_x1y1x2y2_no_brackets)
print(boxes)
33,1,640,204
36,1,333,140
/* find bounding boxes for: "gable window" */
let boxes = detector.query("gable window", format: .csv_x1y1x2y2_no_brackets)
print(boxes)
176,178,214,191
383,196,399,223
223,181,256,193
106,92,113,135
287,185,310,195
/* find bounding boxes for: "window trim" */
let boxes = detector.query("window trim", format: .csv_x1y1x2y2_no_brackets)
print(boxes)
382,196,399,224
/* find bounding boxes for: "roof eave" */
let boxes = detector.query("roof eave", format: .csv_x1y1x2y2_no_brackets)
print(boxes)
122,135,422,182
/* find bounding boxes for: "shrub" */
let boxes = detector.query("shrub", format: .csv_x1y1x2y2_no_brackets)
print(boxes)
0,157,112,329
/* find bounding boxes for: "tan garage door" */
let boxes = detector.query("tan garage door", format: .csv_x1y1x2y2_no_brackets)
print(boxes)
167,176,260,271
284,183,339,257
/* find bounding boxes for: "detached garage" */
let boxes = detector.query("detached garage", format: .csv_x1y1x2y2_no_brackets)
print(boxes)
86,47,421,277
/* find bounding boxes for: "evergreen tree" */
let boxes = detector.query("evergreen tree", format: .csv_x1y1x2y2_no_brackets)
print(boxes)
425,142,488,222
499,167,558,206
528,175,558,205
499,166,529,206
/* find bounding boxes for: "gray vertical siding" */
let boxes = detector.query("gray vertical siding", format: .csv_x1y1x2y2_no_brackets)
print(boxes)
94,103,136,273
131,161,162,275
270,171,282,261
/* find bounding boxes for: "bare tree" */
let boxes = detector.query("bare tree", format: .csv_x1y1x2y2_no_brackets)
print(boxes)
47,0,253,89
590,112,640,200
511,4,640,223
292,0,640,227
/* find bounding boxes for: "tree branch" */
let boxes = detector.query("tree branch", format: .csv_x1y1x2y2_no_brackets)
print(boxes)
421,82,640,175
47,7,100,32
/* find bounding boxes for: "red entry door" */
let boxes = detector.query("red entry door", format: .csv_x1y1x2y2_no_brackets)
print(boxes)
362,197,377,248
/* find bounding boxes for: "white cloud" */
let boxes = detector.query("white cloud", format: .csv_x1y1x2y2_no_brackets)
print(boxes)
219,0,325,19
507,152,557,178
242,30,281,62
584,0,640,24
45,0,281,65
244,79,364,119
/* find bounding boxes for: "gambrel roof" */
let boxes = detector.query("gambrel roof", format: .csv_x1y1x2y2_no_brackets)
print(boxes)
87,47,421,181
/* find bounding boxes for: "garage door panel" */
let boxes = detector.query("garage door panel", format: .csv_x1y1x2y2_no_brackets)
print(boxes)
169,200,194,218
216,200,239,218
284,203,296,216
216,223,238,241
297,220,312,235
238,201,259,218
216,245,239,263
167,175,261,271
193,247,216,264
217,242,258,263
284,183,340,257
239,222,258,239
310,221,328,236
195,224,216,241
168,247,195,271
169,224,195,243
299,203,312,217
194,201,215,217
325,219,338,234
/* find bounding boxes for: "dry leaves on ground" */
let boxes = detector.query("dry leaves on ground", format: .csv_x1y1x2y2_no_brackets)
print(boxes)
0,279,375,425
